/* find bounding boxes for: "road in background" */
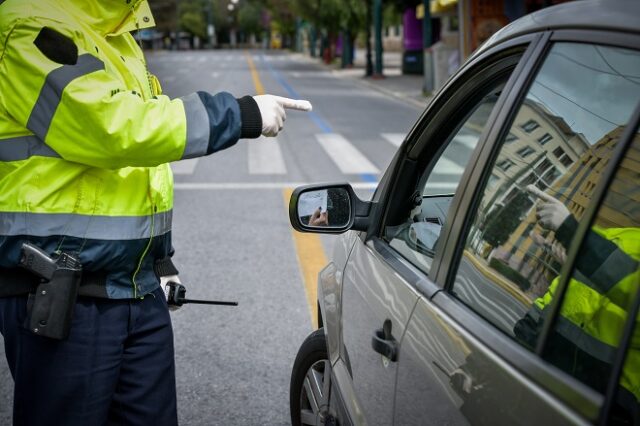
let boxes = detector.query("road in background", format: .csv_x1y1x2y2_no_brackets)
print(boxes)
0,49,422,425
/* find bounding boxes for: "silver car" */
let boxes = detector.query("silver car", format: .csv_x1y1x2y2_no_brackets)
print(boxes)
288,1,640,425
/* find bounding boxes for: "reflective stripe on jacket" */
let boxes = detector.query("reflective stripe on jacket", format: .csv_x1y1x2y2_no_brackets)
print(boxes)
535,226,640,400
0,0,253,298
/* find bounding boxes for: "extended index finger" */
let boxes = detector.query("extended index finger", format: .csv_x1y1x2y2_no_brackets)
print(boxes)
272,96,313,112
525,184,555,202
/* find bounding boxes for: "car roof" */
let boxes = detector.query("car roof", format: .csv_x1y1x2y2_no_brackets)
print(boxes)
475,0,640,57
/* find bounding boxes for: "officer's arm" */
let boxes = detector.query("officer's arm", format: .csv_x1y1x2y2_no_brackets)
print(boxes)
0,21,262,169
557,217,638,296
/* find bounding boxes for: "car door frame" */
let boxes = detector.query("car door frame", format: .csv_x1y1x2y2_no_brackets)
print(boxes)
360,30,547,298
429,29,640,423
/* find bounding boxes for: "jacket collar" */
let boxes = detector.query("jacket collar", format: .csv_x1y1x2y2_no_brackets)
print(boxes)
57,0,155,36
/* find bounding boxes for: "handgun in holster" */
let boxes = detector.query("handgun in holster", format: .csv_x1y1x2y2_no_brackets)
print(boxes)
19,243,82,340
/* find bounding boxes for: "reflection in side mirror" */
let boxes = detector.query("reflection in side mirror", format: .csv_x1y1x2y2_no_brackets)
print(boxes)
297,188,351,230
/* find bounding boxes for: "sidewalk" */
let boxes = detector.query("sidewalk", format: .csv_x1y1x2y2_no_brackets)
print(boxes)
307,48,432,109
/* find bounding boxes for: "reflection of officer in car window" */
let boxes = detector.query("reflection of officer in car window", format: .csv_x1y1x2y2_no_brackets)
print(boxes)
515,186,640,420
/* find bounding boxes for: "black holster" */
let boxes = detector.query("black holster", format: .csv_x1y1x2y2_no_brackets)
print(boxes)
25,268,82,340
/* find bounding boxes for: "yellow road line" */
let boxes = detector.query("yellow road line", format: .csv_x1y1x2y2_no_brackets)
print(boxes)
283,189,327,329
245,52,265,95
248,53,326,329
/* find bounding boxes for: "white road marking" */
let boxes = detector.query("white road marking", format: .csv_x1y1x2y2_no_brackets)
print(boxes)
198,57,207,63
381,133,405,147
453,134,479,150
174,182,380,190
248,137,287,174
170,158,199,175
211,72,220,78
162,76,176,83
315,133,380,174
433,157,465,175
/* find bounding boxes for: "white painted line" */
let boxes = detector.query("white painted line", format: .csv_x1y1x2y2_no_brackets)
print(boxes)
432,157,464,175
248,137,287,174
381,133,405,148
211,71,220,78
174,182,379,190
198,57,207,63
170,158,199,175
291,72,301,78
315,133,380,174
453,134,478,150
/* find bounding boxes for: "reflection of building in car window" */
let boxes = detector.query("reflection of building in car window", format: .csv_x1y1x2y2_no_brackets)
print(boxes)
494,126,630,299
520,119,540,133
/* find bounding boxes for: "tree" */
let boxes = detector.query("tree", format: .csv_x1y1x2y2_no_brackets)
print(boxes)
238,2,263,37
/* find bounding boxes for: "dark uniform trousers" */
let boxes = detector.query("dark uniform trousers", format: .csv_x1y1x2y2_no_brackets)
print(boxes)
0,287,178,426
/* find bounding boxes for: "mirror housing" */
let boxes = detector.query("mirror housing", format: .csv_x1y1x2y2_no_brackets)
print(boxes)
289,183,372,234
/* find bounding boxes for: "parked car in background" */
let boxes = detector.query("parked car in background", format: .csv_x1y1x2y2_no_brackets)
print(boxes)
288,1,640,425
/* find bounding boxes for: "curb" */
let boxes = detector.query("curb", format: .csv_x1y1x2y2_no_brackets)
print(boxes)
463,250,533,307
336,71,430,110
289,52,430,110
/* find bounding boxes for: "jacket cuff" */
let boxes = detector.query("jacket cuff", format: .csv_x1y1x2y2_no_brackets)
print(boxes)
236,96,262,139
555,214,578,248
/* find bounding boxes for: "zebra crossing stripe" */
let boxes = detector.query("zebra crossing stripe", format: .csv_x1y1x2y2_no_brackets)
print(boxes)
315,133,379,174
381,133,405,147
248,137,286,174
434,157,465,175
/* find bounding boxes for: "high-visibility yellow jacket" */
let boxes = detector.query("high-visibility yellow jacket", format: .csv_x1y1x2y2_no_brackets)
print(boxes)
0,0,262,298
534,226,640,402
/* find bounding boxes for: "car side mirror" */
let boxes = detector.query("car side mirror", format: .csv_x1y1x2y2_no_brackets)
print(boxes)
289,183,371,234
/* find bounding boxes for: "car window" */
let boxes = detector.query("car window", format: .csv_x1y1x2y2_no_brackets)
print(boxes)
384,77,509,273
540,132,639,424
451,42,640,348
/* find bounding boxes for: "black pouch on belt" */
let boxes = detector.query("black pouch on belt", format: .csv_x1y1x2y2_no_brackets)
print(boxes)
19,243,82,340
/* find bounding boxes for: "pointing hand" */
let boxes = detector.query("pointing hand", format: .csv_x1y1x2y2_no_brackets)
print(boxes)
253,95,312,137
526,185,571,231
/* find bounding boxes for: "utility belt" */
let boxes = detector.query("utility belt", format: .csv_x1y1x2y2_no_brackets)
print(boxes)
0,243,178,340
0,260,178,298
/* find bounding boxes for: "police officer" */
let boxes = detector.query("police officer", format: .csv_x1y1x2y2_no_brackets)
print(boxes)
0,0,311,424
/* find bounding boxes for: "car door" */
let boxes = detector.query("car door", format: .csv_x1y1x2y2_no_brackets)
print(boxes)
337,34,538,425
394,31,640,425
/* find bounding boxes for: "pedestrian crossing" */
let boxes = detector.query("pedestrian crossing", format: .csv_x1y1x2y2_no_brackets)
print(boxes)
171,132,400,176
248,137,287,174
316,133,380,174
170,131,474,180
151,54,297,64
171,131,477,177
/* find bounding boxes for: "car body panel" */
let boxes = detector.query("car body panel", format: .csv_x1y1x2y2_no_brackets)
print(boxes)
393,295,590,425
319,231,359,365
339,238,421,425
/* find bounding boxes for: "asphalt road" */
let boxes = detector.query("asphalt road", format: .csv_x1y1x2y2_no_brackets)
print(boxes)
0,49,422,425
